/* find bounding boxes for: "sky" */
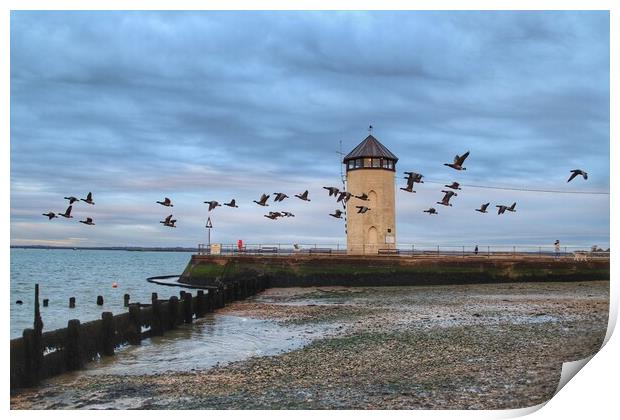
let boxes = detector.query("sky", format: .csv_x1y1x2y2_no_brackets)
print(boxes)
10,10,610,249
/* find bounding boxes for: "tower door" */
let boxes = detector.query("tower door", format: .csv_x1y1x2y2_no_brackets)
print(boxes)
367,226,378,245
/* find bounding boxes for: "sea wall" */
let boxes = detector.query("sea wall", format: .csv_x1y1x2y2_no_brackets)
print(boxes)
179,255,610,287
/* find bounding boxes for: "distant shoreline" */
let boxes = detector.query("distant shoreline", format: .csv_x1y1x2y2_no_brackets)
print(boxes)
10,245,197,252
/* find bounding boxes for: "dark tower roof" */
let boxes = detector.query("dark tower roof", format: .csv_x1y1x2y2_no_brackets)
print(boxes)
343,135,398,163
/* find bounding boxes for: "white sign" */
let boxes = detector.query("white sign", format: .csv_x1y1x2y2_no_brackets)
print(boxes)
385,235,395,244
210,243,221,255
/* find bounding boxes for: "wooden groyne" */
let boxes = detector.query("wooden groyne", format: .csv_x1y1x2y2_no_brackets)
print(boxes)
10,276,268,391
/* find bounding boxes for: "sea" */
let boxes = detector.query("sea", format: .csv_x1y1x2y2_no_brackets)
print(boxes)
10,248,195,339
10,248,327,375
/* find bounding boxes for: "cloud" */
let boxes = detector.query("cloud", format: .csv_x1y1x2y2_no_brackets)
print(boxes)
10,10,610,248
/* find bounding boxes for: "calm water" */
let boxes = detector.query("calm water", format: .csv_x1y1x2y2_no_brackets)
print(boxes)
10,248,195,338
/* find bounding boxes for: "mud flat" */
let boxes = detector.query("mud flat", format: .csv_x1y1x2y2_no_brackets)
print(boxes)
10,281,608,409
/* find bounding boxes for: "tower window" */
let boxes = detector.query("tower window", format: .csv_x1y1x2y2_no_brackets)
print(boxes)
372,158,381,168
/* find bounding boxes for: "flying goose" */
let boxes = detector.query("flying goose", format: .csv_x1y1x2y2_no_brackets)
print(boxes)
224,199,238,208
337,191,352,203
253,194,270,206
156,197,173,207
273,192,289,202
160,214,177,227
444,151,470,170
437,191,456,207
295,190,311,201
506,202,517,212
330,209,343,218
81,192,95,205
441,190,458,199
496,205,508,215
79,217,95,226
404,171,424,183
567,169,588,182
400,177,416,193
323,186,340,197
354,193,369,201
423,208,438,215
59,205,73,218
42,212,58,220
64,196,79,204
204,201,221,211
356,206,370,214
475,203,490,213
444,182,461,190
264,212,281,220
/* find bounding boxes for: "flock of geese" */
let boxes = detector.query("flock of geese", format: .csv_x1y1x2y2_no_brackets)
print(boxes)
42,193,96,225
41,151,589,227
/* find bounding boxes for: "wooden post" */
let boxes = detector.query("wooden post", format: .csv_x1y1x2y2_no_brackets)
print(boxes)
22,328,38,387
101,312,115,356
168,296,179,329
195,290,205,318
183,292,193,323
65,319,83,371
128,304,142,345
123,293,130,307
69,297,76,308
33,285,43,382
150,295,163,336
96,295,104,306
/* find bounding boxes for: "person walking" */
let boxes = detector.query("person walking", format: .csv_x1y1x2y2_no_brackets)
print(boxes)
474,245,479,255
554,240,560,260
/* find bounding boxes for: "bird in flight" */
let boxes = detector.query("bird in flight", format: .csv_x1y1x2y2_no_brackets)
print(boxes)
204,201,221,211
273,192,289,202
42,212,58,220
475,203,490,213
354,193,369,201
506,202,517,212
264,212,282,220
423,208,438,215
356,206,370,214
330,209,344,218
160,215,177,227
404,171,424,183
444,182,461,190
496,205,508,215
444,151,470,170
337,191,352,203
281,211,295,217
400,177,416,193
64,196,79,204
295,190,311,201
254,194,270,206
81,192,95,205
437,190,457,206
79,217,95,226
323,186,340,197
567,169,588,182
224,199,239,208
59,205,73,218
156,197,173,207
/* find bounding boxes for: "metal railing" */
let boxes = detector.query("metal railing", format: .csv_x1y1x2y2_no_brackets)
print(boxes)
196,243,609,260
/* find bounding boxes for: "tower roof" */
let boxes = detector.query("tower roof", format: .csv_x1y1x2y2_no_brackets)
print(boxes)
343,135,398,163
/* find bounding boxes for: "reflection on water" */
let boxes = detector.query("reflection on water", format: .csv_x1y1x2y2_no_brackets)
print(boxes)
84,314,332,376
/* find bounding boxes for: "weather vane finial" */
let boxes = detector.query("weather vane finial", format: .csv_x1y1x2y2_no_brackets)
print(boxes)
368,124,373,134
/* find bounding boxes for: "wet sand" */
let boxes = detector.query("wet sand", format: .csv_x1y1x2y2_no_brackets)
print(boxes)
10,281,609,409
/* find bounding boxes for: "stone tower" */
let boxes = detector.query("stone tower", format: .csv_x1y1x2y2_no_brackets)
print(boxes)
343,133,398,255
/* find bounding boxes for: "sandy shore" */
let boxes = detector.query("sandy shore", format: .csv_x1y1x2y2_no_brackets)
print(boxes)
10,281,609,409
